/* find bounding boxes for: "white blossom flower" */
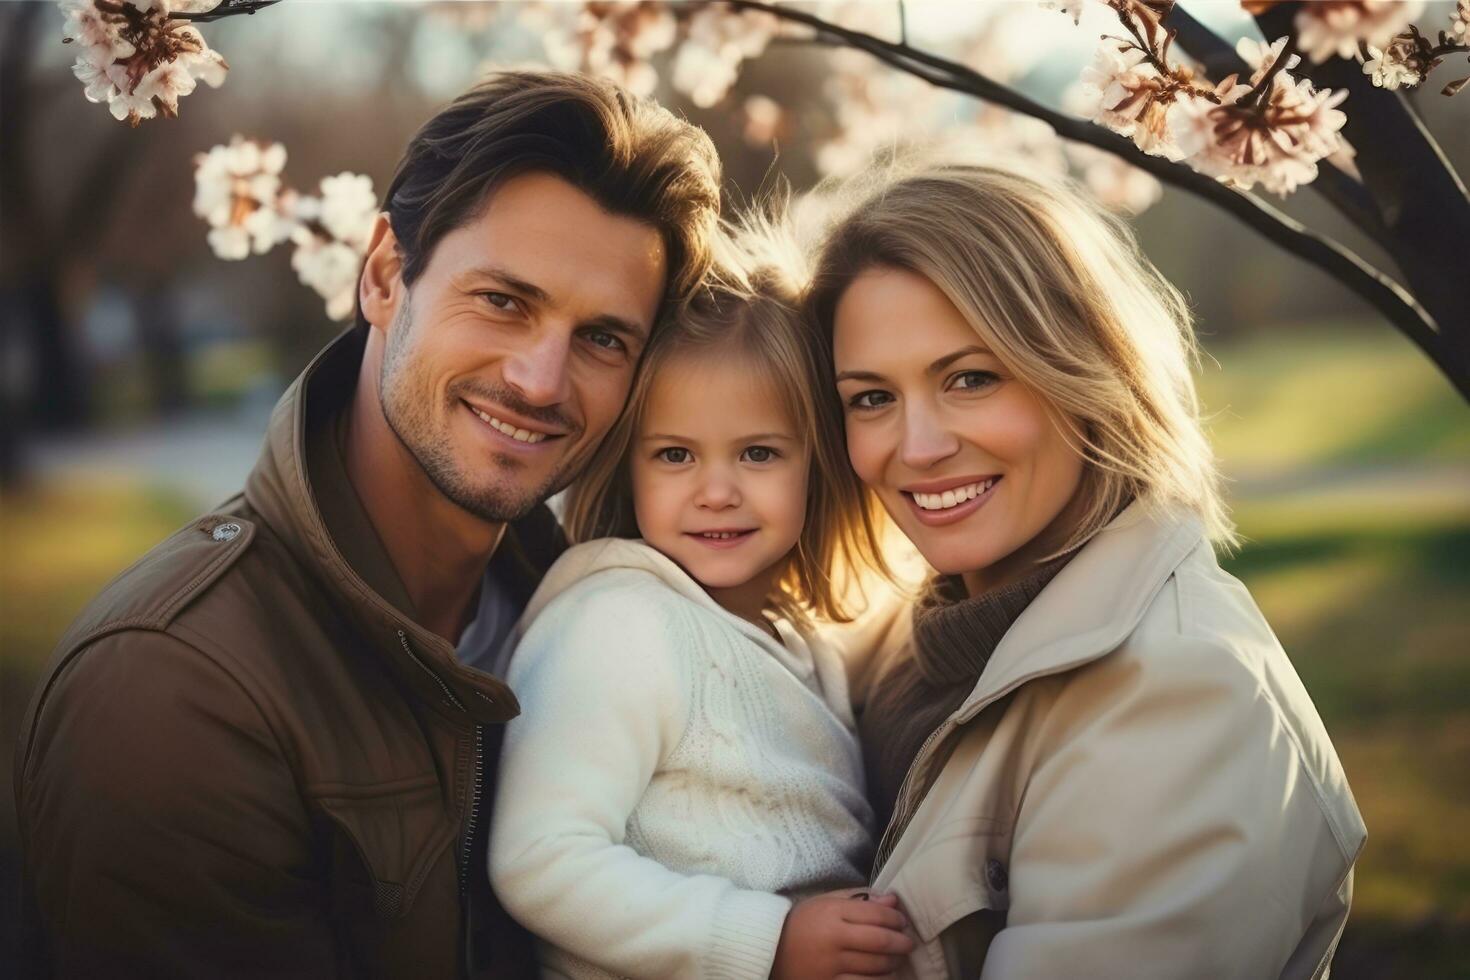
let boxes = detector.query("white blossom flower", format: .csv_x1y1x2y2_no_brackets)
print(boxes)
292,234,363,321
1168,62,1346,196
243,204,296,254
1453,0,1470,40
1038,1,1087,26
58,0,229,124
318,173,378,251
1291,0,1426,64
741,95,785,147
1361,42,1425,89
207,225,251,261
1077,40,1187,161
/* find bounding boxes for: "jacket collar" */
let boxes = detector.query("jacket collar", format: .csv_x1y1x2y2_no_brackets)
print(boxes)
955,500,1206,721
244,326,554,727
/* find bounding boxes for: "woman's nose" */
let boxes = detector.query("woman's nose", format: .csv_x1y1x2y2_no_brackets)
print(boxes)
899,409,961,470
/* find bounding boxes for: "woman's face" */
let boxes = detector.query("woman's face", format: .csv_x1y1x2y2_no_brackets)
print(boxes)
833,266,1086,595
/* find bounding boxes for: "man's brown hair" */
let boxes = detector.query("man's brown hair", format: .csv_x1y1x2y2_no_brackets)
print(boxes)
380,70,722,311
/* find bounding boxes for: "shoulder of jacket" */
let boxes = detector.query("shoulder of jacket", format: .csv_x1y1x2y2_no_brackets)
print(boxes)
51,506,259,661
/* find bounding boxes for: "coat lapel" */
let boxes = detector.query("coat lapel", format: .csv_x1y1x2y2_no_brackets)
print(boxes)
953,501,1206,723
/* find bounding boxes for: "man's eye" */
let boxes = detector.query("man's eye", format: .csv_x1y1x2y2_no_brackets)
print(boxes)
481,292,519,313
741,446,779,463
657,447,691,464
951,370,1000,392
848,390,894,410
585,330,626,353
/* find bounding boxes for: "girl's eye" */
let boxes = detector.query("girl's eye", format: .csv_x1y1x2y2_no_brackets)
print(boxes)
951,370,1000,392
481,292,520,313
848,390,894,411
741,446,779,463
584,329,626,353
656,447,691,464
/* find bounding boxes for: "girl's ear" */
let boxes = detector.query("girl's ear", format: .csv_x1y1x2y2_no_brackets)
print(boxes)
360,214,404,332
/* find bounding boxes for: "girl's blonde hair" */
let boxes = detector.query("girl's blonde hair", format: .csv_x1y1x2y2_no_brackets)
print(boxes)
564,216,891,622
808,161,1234,554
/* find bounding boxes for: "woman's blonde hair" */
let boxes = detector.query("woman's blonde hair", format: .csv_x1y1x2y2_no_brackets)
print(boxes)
808,161,1234,554
564,215,891,622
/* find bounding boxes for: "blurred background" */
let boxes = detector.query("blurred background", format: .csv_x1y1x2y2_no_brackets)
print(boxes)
2,1,1466,976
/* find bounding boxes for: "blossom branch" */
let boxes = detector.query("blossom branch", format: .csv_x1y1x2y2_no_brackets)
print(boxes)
169,0,282,23
721,0,1464,400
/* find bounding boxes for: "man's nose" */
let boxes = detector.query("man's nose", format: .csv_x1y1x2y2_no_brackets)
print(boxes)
502,328,573,407
899,406,961,470
694,467,742,510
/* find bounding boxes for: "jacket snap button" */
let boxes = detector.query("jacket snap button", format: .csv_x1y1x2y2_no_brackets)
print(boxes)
986,858,1008,892
211,522,242,542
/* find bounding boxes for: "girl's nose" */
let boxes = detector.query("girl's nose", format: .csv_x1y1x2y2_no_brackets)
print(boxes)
694,469,742,510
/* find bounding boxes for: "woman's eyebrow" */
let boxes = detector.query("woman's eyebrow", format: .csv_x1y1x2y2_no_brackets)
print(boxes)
836,345,993,383
834,369,886,383
927,346,993,375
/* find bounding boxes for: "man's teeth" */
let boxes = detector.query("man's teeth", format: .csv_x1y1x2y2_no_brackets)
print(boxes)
470,405,548,444
912,478,997,511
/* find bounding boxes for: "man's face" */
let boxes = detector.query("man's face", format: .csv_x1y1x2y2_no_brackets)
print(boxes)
378,171,667,523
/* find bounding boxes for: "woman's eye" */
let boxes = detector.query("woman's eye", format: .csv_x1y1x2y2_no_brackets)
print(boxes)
584,329,625,353
481,292,519,313
741,446,779,463
656,447,691,464
951,370,999,392
848,390,894,410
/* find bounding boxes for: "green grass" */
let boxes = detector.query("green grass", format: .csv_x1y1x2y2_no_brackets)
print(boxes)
1197,325,1470,474
1201,324,1470,963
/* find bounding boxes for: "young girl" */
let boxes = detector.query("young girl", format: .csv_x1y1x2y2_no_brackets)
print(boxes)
488,248,911,980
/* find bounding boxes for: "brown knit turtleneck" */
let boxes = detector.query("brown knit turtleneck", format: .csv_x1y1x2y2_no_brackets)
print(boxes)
857,554,1073,833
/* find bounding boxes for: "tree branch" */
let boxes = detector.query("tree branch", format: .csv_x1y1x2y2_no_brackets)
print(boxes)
723,0,1466,400
1166,4,1388,243
170,0,283,23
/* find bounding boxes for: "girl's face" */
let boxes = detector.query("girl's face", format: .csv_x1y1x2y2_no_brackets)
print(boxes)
833,266,1085,596
631,351,811,619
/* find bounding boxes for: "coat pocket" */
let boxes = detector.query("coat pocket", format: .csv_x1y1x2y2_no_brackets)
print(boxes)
893,815,1012,944
312,773,458,922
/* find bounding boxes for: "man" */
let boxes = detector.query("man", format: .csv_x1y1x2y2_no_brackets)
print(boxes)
15,70,721,978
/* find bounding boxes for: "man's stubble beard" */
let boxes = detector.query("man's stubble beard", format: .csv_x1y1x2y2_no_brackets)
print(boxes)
378,298,584,524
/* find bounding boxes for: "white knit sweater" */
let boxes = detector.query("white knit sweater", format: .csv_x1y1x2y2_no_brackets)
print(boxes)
489,538,875,980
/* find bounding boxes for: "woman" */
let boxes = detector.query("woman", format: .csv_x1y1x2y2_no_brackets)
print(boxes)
809,164,1366,979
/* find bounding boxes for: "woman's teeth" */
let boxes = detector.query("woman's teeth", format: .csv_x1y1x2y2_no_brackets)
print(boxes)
911,478,997,511
469,405,548,444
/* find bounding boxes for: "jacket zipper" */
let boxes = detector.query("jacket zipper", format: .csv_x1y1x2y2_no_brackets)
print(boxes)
397,629,466,712
459,724,484,896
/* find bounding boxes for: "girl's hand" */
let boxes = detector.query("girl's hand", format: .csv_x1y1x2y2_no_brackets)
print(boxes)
770,888,915,980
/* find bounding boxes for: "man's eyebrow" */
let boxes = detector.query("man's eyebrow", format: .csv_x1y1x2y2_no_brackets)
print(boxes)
466,266,550,304
465,266,648,343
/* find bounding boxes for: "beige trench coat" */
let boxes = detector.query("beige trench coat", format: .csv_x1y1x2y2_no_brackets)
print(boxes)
854,502,1366,980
